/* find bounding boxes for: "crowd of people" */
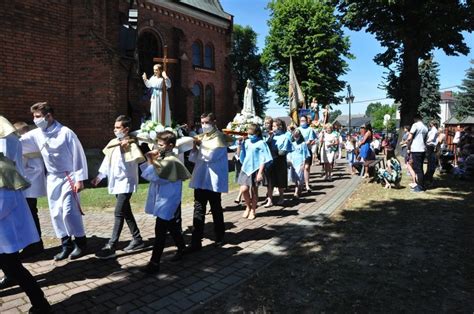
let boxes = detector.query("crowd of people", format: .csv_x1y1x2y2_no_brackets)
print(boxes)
1,100,472,311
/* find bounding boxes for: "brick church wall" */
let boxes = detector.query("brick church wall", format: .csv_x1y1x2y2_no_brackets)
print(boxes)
0,0,234,148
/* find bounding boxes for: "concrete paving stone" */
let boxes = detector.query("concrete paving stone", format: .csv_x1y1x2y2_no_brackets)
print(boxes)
0,297,26,311
220,274,243,286
188,290,213,303
186,280,209,292
147,297,172,310
164,304,183,313
168,290,188,302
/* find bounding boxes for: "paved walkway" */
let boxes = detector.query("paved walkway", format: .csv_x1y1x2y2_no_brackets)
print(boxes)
0,161,361,313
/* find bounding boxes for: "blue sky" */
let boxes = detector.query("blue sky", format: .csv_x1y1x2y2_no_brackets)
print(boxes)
220,0,474,117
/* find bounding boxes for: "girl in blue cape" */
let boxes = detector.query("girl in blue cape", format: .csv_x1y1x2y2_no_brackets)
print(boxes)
265,118,293,207
298,115,317,192
237,124,272,220
288,129,310,198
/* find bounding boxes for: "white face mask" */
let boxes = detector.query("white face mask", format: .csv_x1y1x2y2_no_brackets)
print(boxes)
114,130,125,140
202,124,214,134
34,117,48,130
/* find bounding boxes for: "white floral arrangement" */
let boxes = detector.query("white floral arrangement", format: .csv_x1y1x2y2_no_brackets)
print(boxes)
136,120,184,142
225,113,263,133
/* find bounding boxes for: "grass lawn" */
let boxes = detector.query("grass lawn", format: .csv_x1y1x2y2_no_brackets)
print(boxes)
201,169,474,312
37,171,239,213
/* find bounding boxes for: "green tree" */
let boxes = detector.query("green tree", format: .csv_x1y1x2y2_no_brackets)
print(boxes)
262,0,352,108
329,109,342,123
371,104,397,132
455,60,474,120
230,24,270,117
337,0,472,128
418,56,441,123
365,102,383,118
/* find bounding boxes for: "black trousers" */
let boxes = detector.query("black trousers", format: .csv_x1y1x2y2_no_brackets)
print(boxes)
26,198,42,238
191,189,225,247
425,146,436,183
411,151,426,188
150,216,185,263
0,252,49,309
109,193,142,247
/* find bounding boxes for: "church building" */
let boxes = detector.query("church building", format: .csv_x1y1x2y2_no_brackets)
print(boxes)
0,0,236,148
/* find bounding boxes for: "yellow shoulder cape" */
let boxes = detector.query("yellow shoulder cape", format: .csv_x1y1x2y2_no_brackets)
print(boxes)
152,152,191,182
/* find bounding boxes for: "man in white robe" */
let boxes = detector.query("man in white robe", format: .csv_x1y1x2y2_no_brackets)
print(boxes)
20,102,88,261
143,64,172,125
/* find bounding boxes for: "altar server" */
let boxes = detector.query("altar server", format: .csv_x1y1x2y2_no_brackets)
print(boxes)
92,115,146,259
20,102,88,261
186,113,232,252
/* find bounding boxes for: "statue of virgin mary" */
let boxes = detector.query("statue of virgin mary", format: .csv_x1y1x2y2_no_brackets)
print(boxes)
242,79,255,117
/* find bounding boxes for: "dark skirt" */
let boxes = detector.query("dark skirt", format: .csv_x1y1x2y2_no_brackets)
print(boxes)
270,155,288,188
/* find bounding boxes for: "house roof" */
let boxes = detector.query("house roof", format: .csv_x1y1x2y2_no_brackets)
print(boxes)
440,90,455,102
333,115,370,128
179,0,231,20
444,116,460,125
460,116,474,124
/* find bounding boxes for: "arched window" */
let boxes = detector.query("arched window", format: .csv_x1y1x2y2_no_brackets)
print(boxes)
205,84,214,113
137,31,162,77
192,41,202,67
192,82,203,121
204,43,214,69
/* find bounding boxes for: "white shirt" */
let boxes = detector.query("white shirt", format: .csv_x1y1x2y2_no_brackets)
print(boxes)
409,121,428,153
426,126,438,147
189,146,228,193
0,133,24,175
97,145,139,194
20,121,88,180
140,163,182,220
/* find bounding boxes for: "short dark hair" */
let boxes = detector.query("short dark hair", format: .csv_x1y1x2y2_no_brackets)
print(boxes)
31,102,54,116
201,112,216,121
115,115,131,129
430,120,438,128
413,113,422,121
157,130,176,146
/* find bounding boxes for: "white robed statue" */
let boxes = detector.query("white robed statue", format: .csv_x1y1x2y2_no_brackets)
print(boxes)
242,79,256,116
142,64,172,126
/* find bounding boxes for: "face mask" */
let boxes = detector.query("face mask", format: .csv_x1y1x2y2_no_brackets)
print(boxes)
202,124,214,134
34,117,48,130
300,122,308,128
249,134,259,143
114,131,125,140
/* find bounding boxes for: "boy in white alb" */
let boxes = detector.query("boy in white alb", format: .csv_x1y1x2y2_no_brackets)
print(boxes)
20,102,88,261
92,115,146,259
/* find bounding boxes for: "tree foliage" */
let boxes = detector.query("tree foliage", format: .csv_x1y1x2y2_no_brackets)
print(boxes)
365,102,383,118
418,56,441,123
455,60,474,120
370,104,397,132
263,0,352,108
337,0,473,128
329,109,342,123
230,24,270,117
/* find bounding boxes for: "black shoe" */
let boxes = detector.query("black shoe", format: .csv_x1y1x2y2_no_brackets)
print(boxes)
70,236,87,260
21,241,44,259
54,246,74,261
0,276,15,290
54,236,74,261
95,244,116,260
123,239,145,252
170,250,184,262
183,245,202,255
140,261,160,274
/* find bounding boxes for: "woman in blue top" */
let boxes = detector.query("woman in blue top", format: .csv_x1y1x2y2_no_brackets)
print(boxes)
265,118,293,207
237,124,272,220
288,129,310,198
298,115,317,192
358,123,374,177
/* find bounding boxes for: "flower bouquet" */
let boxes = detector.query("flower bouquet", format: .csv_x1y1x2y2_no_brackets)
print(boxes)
310,120,324,133
223,113,263,136
131,120,193,154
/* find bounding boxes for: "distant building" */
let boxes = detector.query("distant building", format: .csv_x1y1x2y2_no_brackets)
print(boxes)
333,114,371,132
439,91,456,126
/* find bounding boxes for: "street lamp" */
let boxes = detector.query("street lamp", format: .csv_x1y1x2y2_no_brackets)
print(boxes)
345,84,355,135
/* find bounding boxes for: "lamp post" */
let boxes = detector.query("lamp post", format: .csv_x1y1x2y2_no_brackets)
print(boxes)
345,84,355,135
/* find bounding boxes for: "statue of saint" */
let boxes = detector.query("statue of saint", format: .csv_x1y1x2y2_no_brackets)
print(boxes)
242,79,255,117
142,64,172,125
